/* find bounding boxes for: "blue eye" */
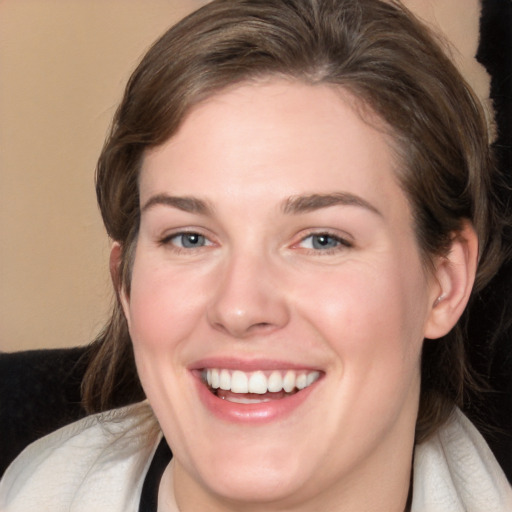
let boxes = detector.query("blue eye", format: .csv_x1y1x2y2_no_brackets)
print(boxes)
169,233,210,248
311,234,338,249
299,233,351,251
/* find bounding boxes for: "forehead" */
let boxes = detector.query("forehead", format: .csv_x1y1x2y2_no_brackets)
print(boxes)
140,80,409,220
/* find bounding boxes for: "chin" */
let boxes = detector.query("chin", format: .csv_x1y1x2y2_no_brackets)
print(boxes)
199,460,308,506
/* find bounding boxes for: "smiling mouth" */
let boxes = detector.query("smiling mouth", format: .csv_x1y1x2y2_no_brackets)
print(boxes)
201,368,322,403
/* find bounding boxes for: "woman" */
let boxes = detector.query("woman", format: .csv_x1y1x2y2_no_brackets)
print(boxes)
1,0,511,510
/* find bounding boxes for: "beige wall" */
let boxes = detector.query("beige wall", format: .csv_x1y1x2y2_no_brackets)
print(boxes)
0,0,208,351
0,0,490,352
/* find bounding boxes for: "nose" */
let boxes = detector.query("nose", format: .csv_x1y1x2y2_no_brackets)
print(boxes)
206,250,290,339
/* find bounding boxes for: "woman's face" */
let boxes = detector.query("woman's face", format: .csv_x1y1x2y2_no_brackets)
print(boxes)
121,80,441,509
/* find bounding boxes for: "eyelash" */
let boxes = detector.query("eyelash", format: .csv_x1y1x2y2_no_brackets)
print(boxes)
159,231,214,252
295,231,353,255
158,229,353,256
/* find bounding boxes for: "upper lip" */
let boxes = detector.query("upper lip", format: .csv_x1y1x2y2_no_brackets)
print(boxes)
188,357,323,373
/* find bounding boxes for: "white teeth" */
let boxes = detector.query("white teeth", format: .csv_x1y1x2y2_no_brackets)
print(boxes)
296,373,307,390
231,371,249,393
267,371,283,392
283,370,295,393
307,371,319,386
219,369,231,390
204,368,320,395
248,371,267,394
223,395,273,404
211,368,220,389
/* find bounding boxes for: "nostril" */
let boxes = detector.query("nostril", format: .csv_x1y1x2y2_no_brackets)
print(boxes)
211,320,279,338
247,322,275,333
255,322,271,328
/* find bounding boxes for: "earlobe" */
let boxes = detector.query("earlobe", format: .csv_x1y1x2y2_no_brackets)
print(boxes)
110,242,131,325
424,222,479,340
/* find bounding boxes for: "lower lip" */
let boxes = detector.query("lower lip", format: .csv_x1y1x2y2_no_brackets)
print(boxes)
194,375,320,424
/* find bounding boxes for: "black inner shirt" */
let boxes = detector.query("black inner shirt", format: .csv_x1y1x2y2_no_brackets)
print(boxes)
139,437,173,512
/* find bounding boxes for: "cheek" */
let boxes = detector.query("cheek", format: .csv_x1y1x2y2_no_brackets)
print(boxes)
127,256,206,343
125,255,214,418
295,258,429,369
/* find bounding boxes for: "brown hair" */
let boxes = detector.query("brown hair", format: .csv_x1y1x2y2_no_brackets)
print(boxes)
83,0,506,442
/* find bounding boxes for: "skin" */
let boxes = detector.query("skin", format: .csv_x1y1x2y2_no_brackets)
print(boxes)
116,80,477,511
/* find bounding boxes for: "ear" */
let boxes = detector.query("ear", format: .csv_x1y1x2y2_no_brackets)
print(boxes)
110,242,131,326
109,242,122,293
424,221,478,340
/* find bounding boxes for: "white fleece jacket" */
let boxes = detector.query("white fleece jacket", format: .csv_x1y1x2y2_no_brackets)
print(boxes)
1,402,511,511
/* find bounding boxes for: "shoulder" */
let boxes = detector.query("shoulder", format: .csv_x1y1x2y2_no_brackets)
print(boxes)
0,401,161,512
413,408,512,511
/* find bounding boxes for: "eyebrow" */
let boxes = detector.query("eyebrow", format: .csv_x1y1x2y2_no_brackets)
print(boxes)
141,194,212,215
141,191,381,217
282,193,382,216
